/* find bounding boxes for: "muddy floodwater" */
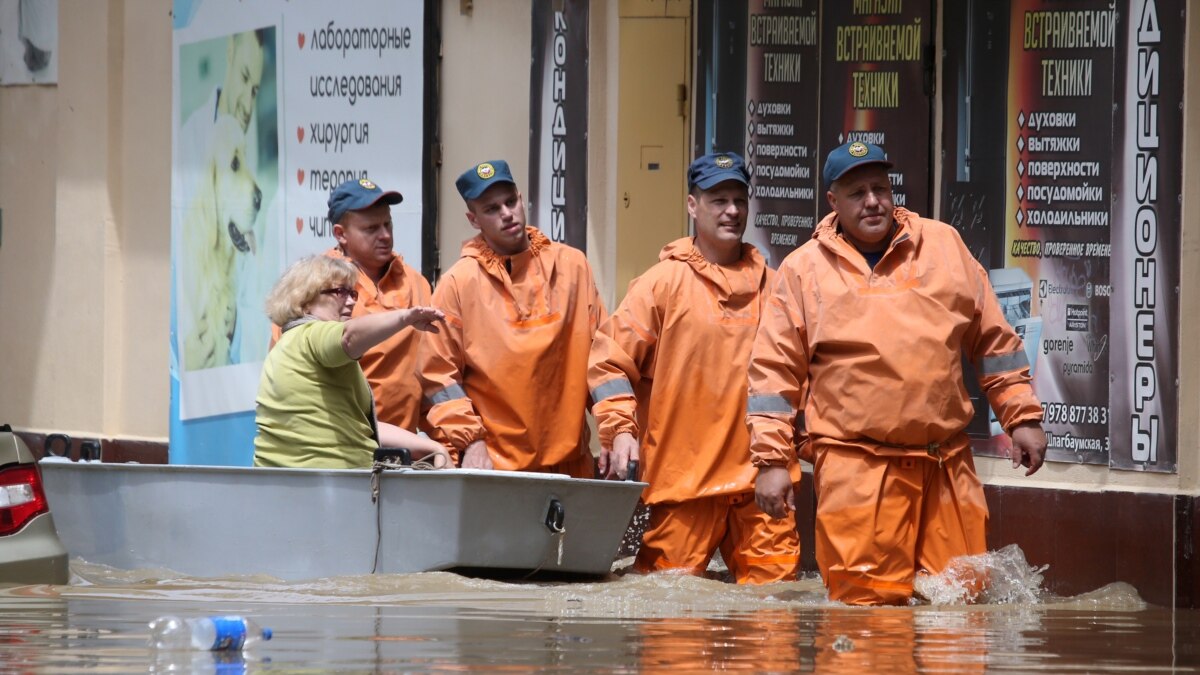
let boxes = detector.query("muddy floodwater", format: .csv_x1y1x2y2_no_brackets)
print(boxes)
2,551,1198,673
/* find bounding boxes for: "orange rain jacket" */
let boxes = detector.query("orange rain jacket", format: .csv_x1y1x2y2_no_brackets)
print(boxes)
589,237,802,504
270,247,432,430
746,208,1043,465
418,227,606,470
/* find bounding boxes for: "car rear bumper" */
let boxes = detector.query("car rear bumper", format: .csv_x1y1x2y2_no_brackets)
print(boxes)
0,513,69,585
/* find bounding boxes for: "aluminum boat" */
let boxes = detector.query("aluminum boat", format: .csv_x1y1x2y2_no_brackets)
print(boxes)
40,459,644,580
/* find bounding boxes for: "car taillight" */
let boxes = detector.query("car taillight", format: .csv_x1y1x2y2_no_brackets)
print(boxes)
0,465,50,536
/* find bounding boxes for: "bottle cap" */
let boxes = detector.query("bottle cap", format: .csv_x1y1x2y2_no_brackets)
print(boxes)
262,628,273,641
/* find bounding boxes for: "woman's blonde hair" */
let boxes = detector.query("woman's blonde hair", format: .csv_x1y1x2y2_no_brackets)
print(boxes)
264,255,358,326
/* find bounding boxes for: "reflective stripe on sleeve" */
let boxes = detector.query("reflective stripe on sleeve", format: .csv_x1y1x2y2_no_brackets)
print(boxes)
747,394,793,415
591,378,634,402
981,350,1029,374
427,383,468,405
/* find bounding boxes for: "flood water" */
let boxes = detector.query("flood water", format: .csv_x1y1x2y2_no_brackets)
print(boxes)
2,552,1198,673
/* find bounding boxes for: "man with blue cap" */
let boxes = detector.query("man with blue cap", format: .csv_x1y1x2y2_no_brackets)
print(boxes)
418,160,605,476
272,177,433,433
587,152,800,583
746,141,1048,604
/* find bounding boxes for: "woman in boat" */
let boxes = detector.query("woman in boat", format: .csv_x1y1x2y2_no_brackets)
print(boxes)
253,255,450,469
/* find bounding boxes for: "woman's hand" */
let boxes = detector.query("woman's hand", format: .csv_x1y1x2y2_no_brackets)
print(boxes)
400,306,445,333
378,424,452,469
414,446,452,469
343,306,446,358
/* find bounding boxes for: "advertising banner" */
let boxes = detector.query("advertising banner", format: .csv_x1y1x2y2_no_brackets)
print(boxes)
818,0,932,220
1001,0,1118,464
742,0,821,268
529,0,589,251
170,0,426,464
941,0,1180,470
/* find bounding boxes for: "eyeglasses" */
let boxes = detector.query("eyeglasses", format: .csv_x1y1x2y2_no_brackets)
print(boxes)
320,286,359,301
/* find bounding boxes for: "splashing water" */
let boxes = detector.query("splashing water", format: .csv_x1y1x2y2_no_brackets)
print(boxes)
913,544,1048,606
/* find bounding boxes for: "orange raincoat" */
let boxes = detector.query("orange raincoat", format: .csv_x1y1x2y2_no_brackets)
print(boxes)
591,237,784,503
746,208,1043,602
589,237,799,583
270,247,432,430
419,227,606,475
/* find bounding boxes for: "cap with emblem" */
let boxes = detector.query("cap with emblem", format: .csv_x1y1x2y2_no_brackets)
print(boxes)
687,152,751,190
822,141,893,188
456,160,517,202
327,178,403,225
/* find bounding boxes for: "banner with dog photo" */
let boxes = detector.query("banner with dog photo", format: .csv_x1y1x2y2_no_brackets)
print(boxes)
170,0,428,464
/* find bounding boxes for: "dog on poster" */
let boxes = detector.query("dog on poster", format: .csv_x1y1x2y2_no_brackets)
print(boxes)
182,112,262,370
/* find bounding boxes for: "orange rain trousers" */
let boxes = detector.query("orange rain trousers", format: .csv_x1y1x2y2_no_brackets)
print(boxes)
635,490,801,585
813,444,988,605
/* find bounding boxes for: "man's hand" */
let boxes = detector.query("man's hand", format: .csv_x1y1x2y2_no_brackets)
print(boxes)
599,432,639,480
755,465,795,519
460,439,494,470
1010,422,1047,476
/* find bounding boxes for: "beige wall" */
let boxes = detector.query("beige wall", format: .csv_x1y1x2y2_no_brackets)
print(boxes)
586,0,621,310
0,0,1195,495
436,1,533,278
0,0,170,441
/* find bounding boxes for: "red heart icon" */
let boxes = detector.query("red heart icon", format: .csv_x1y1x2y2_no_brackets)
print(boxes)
297,126,304,143
295,218,303,234
298,33,305,49
297,169,305,185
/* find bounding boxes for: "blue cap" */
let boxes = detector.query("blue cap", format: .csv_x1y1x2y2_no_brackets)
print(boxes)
688,152,750,190
327,178,402,224
822,141,893,187
456,160,516,201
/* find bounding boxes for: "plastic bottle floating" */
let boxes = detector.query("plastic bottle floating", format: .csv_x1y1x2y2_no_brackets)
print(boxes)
149,616,273,651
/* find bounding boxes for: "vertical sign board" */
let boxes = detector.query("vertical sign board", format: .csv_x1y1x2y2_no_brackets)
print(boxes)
818,1,932,221
1110,0,1182,472
170,0,426,464
529,0,589,251
743,0,821,269
1003,0,1118,464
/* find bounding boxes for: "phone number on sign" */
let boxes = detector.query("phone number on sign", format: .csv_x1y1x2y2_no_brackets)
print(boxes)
1042,402,1108,425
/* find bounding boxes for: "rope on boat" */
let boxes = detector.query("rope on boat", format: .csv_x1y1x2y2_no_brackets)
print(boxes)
364,453,563,578
368,454,444,574
517,529,566,581
369,455,443,505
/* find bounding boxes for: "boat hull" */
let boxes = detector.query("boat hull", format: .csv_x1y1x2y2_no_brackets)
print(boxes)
40,461,644,580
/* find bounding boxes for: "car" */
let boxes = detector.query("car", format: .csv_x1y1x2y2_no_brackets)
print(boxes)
0,424,69,584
